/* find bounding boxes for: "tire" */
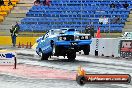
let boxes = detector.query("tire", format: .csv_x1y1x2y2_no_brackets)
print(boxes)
51,40,55,55
76,76,86,86
67,51,76,61
83,45,90,55
54,46,61,56
39,48,49,60
41,53,49,60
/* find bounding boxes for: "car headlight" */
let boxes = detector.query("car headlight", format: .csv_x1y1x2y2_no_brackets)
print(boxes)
81,36,85,40
59,37,63,40
85,36,89,39
58,36,67,41
63,37,66,40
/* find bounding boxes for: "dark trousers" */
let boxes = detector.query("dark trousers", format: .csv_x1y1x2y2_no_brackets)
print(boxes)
11,35,16,46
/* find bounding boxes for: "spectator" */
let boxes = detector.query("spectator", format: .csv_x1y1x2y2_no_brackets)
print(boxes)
123,2,129,9
8,0,13,6
44,0,50,6
99,16,103,25
10,23,19,47
85,25,91,34
103,16,108,24
0,0,4,6
85,24,94,38
110,3,116,9
90,25,95,38
34,0,40,5
14,22,20,30
112,16,121,24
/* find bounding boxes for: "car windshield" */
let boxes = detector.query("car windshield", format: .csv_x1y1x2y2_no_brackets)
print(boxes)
51,29,62,35
68,29,76,31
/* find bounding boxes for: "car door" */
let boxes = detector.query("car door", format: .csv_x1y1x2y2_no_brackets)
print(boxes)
40,31,53,54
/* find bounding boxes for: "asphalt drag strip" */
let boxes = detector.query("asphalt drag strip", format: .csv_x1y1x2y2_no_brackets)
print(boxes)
0,64,76,80
0,54,132,88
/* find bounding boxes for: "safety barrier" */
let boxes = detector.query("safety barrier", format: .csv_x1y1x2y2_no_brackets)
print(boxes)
90,38,120,57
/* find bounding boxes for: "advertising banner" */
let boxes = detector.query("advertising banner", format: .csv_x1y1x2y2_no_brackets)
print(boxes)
120,39,132,58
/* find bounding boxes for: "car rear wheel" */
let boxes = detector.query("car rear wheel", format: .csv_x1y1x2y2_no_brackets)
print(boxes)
83,45,90,55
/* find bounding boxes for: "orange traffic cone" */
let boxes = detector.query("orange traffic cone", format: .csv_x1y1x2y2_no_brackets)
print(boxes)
22,44,24,48
18,42,21,48
96,27,101,38
29,42,32,49
26,42,28,48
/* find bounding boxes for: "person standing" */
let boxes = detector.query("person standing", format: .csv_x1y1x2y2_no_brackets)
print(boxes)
85,24,94,38
85,25,91,34
90,25,95,38
14,22,20,30
10,24,19,47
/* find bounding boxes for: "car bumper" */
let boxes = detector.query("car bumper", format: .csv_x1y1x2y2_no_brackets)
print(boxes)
55,40,92,46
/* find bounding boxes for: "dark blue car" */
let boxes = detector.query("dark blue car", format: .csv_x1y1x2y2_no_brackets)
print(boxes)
36,28,92,61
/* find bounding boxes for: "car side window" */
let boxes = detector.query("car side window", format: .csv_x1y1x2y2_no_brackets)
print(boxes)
45,33,49,39
42,32,49,40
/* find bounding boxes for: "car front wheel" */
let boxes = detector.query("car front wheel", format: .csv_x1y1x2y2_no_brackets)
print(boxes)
41,53,49,60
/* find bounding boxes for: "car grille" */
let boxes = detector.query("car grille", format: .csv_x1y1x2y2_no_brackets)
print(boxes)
66,35,74,41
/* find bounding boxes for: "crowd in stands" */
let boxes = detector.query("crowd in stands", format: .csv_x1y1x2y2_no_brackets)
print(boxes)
34,0,50,6
99,16,121,24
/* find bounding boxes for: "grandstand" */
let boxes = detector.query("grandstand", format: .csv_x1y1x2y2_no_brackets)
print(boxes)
0,0,33,36
19,0,132,33
0,0,132,45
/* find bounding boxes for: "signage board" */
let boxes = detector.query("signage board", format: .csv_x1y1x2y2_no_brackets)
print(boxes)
0,50,16,65
120,39,132,58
